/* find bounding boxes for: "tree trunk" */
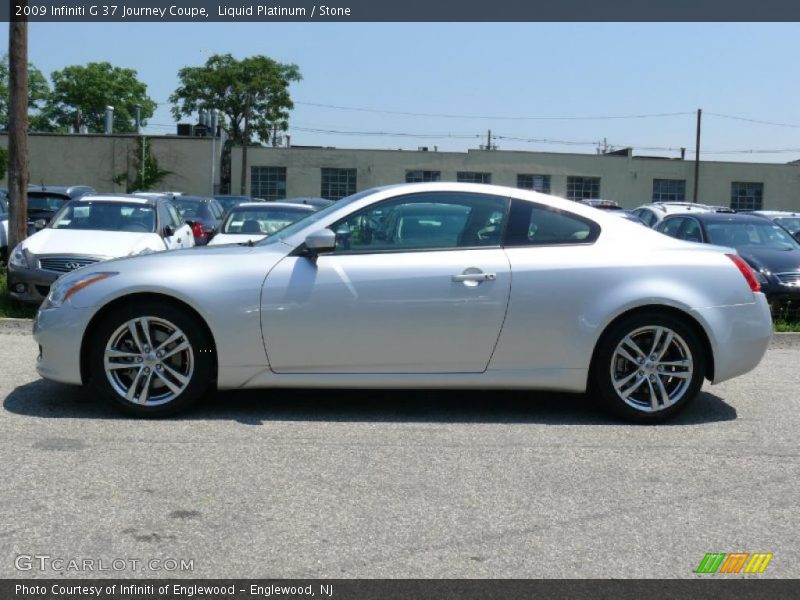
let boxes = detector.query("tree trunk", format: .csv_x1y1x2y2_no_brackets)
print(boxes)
7,18,29,256
239,95,250,196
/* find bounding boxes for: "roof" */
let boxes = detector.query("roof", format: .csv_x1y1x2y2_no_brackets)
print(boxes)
670,212,771,225
77,194,152,205
231,202,315,211
751,210,800,218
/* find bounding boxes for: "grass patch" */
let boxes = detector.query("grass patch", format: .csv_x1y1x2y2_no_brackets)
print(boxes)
774,319,800,332
0,271,38,319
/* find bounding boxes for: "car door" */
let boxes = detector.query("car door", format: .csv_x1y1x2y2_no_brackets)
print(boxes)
163,201,193,248
261,191,512,374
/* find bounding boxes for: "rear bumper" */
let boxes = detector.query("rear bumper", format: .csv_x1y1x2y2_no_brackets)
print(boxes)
693,293,773,384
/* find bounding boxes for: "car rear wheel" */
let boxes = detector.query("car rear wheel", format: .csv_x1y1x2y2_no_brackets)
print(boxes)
592,312,706,423
89,301,214,416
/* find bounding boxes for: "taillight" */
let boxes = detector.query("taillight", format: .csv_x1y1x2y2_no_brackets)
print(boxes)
191,222,207,239
726,253,760,293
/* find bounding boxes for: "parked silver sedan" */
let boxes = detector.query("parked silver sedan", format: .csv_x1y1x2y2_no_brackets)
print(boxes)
33,183,772,422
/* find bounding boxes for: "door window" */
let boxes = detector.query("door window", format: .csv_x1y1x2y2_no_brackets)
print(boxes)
330,192,508,253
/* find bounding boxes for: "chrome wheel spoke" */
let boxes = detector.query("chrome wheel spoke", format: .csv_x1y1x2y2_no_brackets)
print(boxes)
155,369,183,395
654,375,671,407
646,378,658,410
138,317,154,351
649,327,664,357
613,369,640,391
138,371,154,405
106,349,140,359
126,368,145,402
127,322,145,353
658,359,692,368
161,362,190,386
620,375,646,399
662,371,691,380
616,346,640,365
161,341,190,361
621,336,646,360
155,330,183,354
655,331,674,361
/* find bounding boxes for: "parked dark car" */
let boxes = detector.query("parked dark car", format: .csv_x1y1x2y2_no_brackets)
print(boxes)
213,195,258,214
169,195,225,245
657,212,800,317
748,210,800,242
27,185,96,232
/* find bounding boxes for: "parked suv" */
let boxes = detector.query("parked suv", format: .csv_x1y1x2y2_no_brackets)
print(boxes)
169,195,225,245
657,211,800,317
631,202,719,228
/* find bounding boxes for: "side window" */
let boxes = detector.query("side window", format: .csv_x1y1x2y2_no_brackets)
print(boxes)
634,208,657,227
680,219,703,242
330,192,508,253
504,199,600,246
166,203,183,228
658,217,685,238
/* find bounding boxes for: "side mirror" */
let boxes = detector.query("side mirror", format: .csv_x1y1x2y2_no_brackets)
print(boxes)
163,225,175,237
34,219,47,231
304,229,336,254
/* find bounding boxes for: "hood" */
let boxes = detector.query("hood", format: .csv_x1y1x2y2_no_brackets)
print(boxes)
738,246,800,274
22,228,164,257
208,232,267,246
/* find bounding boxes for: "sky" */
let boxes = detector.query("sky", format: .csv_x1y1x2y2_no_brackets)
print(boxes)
4,22,800,163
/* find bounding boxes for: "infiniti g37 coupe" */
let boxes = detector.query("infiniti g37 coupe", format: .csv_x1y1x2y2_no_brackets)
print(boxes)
33,183,773,422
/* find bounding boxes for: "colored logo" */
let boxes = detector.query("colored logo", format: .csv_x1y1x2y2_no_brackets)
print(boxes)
695,552,773,574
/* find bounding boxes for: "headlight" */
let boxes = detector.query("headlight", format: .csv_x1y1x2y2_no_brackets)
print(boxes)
9,244,31,268
43,272,118,309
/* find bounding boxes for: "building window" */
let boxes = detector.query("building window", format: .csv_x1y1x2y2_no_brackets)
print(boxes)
405,170,441,183
731,182,764,211
652,179,686,202
457,171,492,184
517,174,551,194
250,167,286,201
321,168,357,201
566,176,601,201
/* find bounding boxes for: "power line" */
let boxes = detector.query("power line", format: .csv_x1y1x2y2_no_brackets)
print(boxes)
706,112,800,129
294,101,695,121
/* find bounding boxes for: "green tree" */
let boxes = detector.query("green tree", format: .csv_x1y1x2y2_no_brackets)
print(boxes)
169,53,301,145
0,54,51,131
44,62,156,133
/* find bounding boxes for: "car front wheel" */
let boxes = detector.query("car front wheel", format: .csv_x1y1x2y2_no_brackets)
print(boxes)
592,312,706,423
89,301,214,416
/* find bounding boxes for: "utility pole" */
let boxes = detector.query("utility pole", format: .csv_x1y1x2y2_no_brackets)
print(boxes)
239,95,251,196
486,129,492,150
210,109,218,195
693,109,702,203
7,14,29,256
135,105,145,189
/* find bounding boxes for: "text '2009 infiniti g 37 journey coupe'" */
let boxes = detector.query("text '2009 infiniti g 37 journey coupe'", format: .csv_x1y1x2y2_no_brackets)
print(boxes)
33,183,773,422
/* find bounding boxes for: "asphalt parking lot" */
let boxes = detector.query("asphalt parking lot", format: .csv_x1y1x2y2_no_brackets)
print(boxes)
1,324,798,579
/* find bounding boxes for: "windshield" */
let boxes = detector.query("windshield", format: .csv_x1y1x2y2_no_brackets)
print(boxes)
51,201,157,233
706,222,800,251
28,194,69,212
255,188,379,246
222,206,312,235
774,217,800,236
171,199,210,221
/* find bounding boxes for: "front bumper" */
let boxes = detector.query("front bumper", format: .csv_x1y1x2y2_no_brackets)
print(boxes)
33,303,95,385
7,264,60,304
693,293,773,384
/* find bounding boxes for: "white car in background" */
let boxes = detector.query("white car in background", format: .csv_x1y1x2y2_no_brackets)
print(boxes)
7,194,194,304
631,202,719,228
208,201,316,245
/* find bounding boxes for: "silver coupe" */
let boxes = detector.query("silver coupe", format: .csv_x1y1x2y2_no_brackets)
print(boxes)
33,183,773,422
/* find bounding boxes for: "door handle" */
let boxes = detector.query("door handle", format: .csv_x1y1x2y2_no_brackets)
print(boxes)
452,272,496,282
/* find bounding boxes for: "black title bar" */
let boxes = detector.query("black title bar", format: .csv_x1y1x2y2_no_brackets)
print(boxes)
4,0,800,22
3,579,800,600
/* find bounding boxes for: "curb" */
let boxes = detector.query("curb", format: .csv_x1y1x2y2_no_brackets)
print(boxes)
3,317,800,346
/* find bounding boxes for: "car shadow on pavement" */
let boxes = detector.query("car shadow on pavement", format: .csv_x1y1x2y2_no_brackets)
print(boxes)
4,379,737,426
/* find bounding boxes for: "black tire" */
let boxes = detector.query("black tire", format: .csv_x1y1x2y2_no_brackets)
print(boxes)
89,300,215,417
591,311,706,423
